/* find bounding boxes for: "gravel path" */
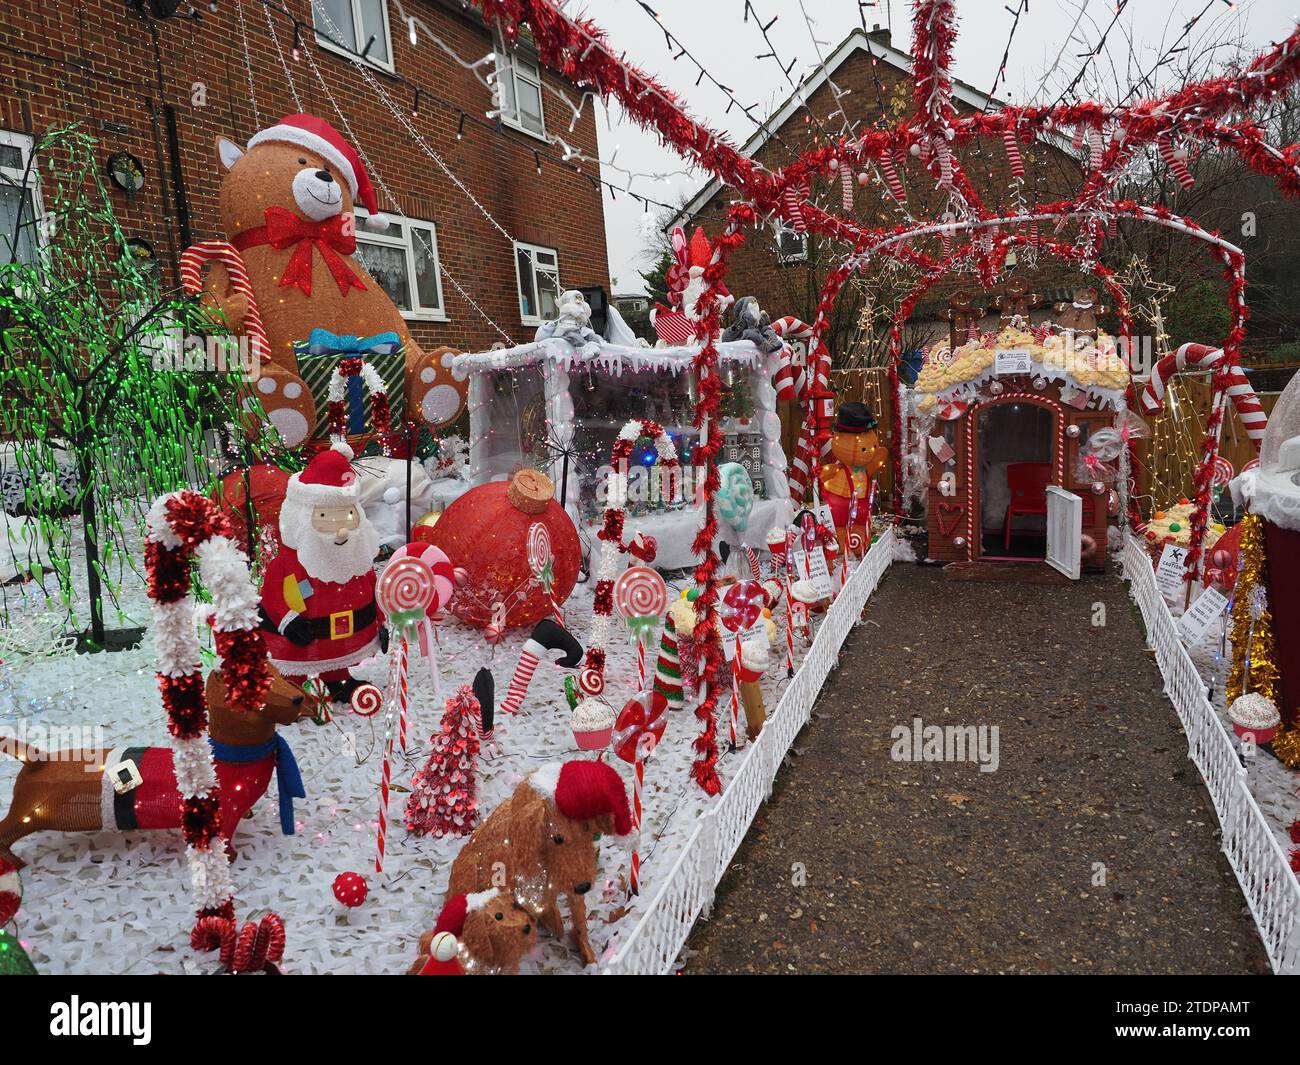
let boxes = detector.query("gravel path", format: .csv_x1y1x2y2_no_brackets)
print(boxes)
684,562,1270,974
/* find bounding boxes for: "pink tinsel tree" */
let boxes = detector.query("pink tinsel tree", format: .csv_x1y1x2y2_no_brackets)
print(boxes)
405,684,480,838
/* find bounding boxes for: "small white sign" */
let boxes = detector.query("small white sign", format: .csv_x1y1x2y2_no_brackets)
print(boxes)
1154,543,1190,599
791,545,834,599
995,347,1033,375
1177,585,1229,646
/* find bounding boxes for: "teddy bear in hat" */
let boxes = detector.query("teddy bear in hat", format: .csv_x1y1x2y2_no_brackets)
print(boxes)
198,114,465,450
448,759,631,966
817,401,888,556
406,888,537,975
259,445,382,708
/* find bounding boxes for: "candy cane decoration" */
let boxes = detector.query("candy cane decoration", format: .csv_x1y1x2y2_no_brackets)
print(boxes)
1157,138,1196,189
839,164,854,210
613,691,667,897
1003,127,1024,178
879,153,907,203
769,316,833,504
145,490,271,943
1140,342,1267,450
327,358,396,453
781,184,807,233
179,240,270,363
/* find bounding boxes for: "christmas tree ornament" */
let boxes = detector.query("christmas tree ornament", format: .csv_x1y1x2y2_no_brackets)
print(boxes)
405,685,481,839
411,509,442,543
424,470,580,631
332,871,368,908
210,464,290,555
448,760,631,966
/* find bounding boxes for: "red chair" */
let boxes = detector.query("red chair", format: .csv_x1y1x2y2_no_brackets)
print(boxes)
1003,462,1051,550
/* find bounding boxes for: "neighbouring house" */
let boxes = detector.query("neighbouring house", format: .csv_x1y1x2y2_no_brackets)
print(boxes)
668,25,1083,366
0,0,611,357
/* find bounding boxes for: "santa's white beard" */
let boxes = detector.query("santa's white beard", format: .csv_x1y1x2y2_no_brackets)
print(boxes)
280,498,380,584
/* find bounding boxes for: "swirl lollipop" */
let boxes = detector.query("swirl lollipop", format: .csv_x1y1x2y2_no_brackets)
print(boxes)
720,580,765,634
615,566,667,688
378,555,437,632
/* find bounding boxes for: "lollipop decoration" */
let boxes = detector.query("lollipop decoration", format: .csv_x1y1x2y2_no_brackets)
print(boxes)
528,521,563,625
389,541,455,697
615,565,668,688
374,553,437,874
612,688,668,896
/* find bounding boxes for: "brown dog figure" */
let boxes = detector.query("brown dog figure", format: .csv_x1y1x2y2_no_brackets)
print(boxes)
407,889,538,975
0,666,315,869
448,760,631,966
201,114,466,449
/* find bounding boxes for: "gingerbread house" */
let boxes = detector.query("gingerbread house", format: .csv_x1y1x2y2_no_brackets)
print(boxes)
910,324,1131,575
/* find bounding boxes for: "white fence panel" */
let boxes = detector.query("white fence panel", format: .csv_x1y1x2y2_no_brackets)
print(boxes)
602,527,897,974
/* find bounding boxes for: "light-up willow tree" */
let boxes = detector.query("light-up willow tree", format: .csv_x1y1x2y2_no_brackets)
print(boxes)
0,126,253,647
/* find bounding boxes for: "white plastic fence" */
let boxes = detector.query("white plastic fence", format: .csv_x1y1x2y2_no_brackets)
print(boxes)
1120,529,1300,973
602,526,898,974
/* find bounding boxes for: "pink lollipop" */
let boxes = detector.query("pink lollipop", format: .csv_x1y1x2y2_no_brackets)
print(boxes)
721,580,765,633
613,689,668,763
614,566,667,621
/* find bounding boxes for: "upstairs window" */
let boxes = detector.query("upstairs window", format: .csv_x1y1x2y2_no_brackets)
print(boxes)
354,211,447,321
514,242,560,325
313,0,394,72
496,41,546,138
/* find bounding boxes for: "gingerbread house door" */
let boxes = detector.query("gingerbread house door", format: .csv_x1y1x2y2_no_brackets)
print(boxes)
1045,486,1083,580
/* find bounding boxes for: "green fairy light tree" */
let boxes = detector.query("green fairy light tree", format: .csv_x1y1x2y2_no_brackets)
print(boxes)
0,126,252,647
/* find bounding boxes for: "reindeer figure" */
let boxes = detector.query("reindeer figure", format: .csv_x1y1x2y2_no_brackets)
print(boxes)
0,665,316,869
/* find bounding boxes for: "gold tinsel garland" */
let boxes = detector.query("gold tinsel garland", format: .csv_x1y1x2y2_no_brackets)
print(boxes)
1224,515,1295,763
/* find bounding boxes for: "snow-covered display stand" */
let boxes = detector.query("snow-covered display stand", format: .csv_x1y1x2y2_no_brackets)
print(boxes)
452,335,793,569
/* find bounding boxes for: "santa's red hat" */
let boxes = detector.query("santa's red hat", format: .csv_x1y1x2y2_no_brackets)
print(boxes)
247,114,389,231
417,889,497,975
285,445,358,510
529,760,632,835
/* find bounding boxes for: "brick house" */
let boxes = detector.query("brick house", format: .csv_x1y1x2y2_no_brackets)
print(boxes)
669,26,1083,363
0,0,611,356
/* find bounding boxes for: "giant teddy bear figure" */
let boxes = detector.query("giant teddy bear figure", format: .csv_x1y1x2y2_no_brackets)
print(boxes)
197,114,465,450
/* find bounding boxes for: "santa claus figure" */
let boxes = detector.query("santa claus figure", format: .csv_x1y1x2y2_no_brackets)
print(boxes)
260,446,382,706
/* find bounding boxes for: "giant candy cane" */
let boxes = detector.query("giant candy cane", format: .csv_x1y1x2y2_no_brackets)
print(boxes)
770,316,834,504
180,240,271,364
1139,342,1267,450
145,491,272,941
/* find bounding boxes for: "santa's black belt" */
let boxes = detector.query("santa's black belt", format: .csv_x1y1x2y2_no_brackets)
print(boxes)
263,602,379,640
307,602,377,640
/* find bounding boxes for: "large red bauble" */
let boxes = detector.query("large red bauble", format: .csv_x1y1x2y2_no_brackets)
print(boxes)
424,470,580,630
211,464,290,554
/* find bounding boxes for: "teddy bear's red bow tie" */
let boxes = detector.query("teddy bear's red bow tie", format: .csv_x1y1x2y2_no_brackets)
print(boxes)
233,207,365,297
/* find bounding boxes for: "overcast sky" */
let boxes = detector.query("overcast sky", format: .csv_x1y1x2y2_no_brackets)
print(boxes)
578,0,1299,295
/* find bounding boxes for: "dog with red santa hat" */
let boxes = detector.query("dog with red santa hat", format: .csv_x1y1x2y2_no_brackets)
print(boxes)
260,445,383,708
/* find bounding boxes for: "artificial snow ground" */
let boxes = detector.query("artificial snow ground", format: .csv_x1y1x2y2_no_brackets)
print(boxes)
0,519,804,975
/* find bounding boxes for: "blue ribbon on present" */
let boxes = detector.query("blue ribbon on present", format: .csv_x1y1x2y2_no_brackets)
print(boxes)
209,735,305,836
306,327,402,357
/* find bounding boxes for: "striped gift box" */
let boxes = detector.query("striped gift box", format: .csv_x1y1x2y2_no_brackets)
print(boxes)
652,307,694,346
294,344,407,441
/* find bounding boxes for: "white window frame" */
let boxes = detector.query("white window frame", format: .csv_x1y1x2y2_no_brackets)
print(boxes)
514,241,560,326
495,38,547,140
0,130,45,266
775,224,808,264
313,0,396,75
354,209,448,322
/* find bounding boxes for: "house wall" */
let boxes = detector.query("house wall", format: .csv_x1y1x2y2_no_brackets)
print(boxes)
0,0,610,355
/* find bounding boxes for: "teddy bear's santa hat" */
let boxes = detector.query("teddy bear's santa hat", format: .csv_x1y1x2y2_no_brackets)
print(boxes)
247,114,389,231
